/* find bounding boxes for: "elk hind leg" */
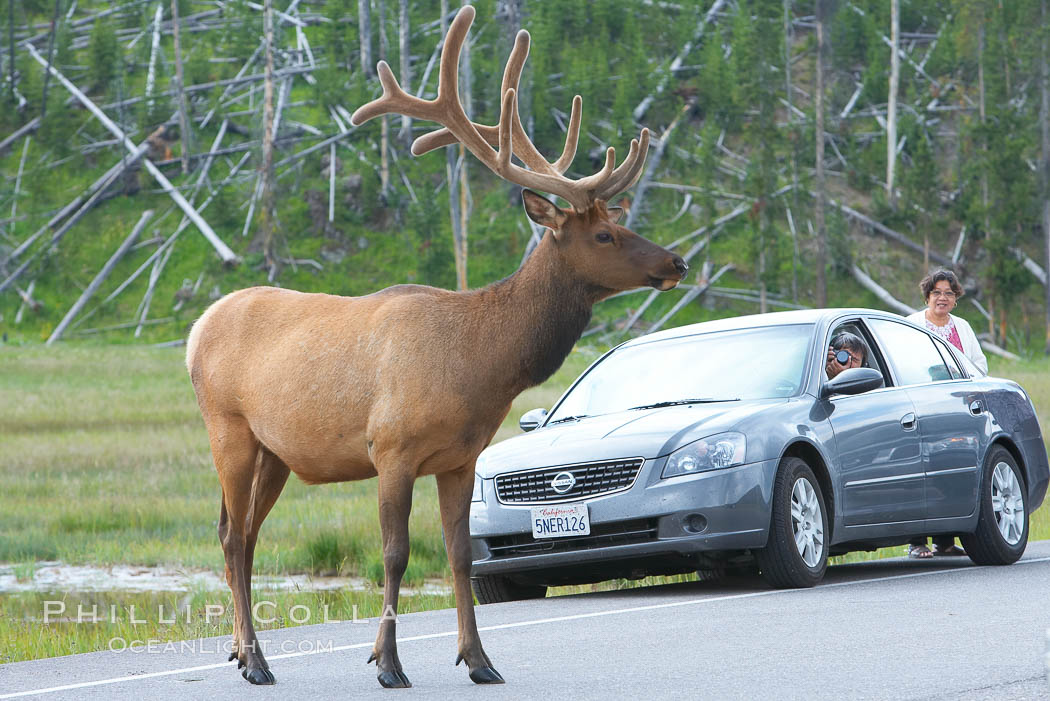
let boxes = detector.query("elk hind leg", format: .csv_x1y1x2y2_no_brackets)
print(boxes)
210,415,277,685
368,465,416,688
437,466,503,684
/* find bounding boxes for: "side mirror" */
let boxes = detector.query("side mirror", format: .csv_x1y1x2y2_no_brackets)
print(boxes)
821,367,884,398
519,408,548,432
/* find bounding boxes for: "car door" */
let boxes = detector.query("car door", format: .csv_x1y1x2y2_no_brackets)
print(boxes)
823,320,925,526
868,318,983,520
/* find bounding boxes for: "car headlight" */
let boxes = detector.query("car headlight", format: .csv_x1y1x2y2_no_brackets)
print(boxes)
472,474,483,502
662,432,746,478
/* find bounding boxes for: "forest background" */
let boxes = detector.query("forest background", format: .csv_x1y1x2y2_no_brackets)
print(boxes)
6,0,1050,663
2,0,1050,351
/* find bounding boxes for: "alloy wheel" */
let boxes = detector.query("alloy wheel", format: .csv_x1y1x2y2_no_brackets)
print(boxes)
991,461,1025,545
790,477,824,568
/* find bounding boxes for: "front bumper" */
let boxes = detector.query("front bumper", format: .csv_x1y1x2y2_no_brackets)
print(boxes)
470,457,778,582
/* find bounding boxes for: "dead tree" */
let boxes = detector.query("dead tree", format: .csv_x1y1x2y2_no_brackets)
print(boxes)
171,0,193,173
1043,0,1050,353
886,0,899,206
358,0,372,78
813,0,828,306
46,210,154,345
397,0,411,146
633,0,727,122
27,43,237,263
258,0,277,268
39,0,62,118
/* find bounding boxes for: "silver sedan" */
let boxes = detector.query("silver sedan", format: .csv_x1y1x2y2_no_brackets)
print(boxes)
468,309,1048,601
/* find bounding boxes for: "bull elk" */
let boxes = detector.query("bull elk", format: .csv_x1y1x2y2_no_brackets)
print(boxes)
186,5,686,689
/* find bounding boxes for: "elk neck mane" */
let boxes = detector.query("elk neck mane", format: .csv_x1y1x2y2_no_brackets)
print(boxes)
468,229,597,391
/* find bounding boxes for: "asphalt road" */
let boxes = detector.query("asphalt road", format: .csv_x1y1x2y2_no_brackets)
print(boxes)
3,541,1050,701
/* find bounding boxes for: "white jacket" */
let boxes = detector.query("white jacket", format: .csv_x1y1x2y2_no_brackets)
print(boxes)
905,310,988,375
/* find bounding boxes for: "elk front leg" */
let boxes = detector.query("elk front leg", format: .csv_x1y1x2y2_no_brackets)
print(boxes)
436,466,504,684
368,466,416,688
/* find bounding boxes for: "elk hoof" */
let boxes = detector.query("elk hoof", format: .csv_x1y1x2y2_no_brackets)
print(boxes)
377,669,412,688
242,665,276,685
469,666,505,685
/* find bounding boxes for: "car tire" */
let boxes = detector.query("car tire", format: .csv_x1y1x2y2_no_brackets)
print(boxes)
960,446,1028,566
471,575,547,604
756,457,828,588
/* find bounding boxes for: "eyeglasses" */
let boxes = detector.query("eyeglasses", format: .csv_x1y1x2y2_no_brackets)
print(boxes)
930,290,957,299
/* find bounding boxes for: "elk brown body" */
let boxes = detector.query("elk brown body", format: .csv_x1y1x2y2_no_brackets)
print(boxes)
186,5,686,689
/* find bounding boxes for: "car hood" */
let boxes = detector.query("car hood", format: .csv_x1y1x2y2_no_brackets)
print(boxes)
476,399,787,477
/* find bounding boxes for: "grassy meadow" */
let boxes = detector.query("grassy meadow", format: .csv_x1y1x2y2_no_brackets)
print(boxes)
1,344,1049,663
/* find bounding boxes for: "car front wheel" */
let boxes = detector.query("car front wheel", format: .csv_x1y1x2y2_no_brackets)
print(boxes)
756,457,828,588
961,446,1028,566
471,575,547,604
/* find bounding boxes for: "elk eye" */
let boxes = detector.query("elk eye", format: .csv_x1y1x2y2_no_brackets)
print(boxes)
595,232,613,244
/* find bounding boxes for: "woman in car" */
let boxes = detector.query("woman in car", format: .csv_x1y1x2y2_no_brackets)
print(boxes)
905,269,987,558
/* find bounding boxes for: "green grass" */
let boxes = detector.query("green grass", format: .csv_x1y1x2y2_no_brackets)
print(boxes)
2,345,1050,663
0,344,594,574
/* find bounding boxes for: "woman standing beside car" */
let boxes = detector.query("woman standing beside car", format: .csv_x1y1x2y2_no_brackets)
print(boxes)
905,269,989,559
906,269,988,375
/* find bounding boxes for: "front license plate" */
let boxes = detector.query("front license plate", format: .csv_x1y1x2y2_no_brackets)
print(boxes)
531,504,590,539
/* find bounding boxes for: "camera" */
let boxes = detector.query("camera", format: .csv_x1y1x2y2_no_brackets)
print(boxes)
834,349,852,366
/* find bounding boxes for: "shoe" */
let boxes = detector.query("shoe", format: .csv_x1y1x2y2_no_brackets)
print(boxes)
933,544,966,557
908,544,933,559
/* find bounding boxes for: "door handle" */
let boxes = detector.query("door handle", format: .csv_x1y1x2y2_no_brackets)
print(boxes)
969,400,983,415
900,412,917,431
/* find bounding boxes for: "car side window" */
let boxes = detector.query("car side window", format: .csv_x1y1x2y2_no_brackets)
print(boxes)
824,321,887,380
931,337,965,379
869,319,952,385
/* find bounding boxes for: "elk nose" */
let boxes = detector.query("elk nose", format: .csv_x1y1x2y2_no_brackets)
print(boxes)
672,255,688,276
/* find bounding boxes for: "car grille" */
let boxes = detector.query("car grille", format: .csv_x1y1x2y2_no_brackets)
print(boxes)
494,457,645,504
486,518,659,559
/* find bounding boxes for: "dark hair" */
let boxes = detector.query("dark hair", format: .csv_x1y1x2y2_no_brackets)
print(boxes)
830,331,867,360
919,269,964,301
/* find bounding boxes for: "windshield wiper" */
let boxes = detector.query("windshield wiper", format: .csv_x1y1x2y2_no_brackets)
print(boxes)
628,398,740,411
548,414,590,425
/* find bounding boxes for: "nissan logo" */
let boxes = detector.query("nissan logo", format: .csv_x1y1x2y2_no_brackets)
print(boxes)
550,471,576,494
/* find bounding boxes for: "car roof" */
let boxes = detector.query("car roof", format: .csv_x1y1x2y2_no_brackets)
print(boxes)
622,308,910,348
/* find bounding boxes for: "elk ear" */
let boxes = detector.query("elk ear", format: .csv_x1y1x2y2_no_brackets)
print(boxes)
522,190,568,232
606,206,625,224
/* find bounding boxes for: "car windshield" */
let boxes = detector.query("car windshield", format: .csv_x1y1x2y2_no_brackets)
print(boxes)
547,324,813,423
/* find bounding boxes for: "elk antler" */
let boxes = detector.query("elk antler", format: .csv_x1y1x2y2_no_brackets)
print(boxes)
350,5,650,212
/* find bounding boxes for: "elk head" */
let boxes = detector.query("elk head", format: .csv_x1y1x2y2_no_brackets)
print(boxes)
350,5,687,295
519,190,686,294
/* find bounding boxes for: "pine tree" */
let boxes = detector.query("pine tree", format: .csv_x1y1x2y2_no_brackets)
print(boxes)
88,17,120,92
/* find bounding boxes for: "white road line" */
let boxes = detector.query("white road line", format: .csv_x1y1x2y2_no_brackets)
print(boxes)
4,555,1050,699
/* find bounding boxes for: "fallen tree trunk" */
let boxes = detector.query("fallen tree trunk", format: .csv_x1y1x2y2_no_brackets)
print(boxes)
26,43,239,264
13,280,38,323
851,263,915,315
633,0,727,121
0,118,40,155
625,99,692,231
5,133,154,264
46,209,154,346
820,192,952,267
0,140,153,294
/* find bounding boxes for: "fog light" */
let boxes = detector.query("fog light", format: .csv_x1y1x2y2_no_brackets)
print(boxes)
684,514,708,533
